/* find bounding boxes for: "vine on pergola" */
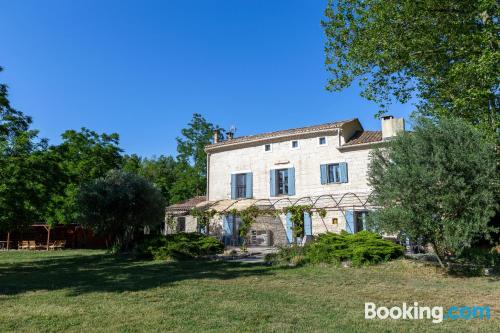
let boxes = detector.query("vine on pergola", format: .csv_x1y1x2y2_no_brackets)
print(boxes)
190,204,328,246
189,208,218,233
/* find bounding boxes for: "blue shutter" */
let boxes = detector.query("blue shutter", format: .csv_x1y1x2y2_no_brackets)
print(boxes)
304,212,312,236
223,215,234,245
245,172,253,198
285,213,293,244
270,170,276,197
287,167,295,196
339,162,348,183
230,174,237,199
320,164,328,184
345,210,354,233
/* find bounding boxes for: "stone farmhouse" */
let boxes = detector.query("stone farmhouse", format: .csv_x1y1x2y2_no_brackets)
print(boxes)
165,116,404,246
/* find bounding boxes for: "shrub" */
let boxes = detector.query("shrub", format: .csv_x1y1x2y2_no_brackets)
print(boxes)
268,231,404,267
137,233,224,260
264,245,307,267
451,246,500,275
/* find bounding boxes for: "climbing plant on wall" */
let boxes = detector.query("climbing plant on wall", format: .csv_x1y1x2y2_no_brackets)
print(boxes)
282,205,313,241
189,208,218,234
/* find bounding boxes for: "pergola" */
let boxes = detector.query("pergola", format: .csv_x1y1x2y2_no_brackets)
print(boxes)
188,191,376,221
2,224,60,251
32,224,53,250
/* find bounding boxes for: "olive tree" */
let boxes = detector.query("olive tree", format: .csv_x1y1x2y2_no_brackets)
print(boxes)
368,117,498,266
77,169,165,250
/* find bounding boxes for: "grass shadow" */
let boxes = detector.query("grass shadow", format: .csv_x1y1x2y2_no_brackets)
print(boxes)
0,252,275,296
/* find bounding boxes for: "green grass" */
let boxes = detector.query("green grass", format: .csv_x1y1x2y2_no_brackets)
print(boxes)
0,250,498,332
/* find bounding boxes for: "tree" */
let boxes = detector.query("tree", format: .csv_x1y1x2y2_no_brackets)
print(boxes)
368,117,498,266
77,169,165,250
50,128,123,224
123,154,177,205
170,113,224,203
0,66,60,241
322,1,499,136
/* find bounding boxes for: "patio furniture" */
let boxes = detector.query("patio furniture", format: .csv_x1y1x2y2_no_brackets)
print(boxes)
49,240,66,250
28,240,37,250
18,241,30,250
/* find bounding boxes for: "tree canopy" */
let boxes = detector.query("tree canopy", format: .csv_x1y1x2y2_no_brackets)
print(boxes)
323,0,499,136
123,154,177,205
368,117,498,263
170,113,224,203
48,128,123,224
0,66,60,232
77,169,165,249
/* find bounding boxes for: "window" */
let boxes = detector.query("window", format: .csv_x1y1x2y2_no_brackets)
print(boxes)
355,211,369,233
176,217,186,232
320,162,348,184
270,168,295,196
328,164,341,183
276,169,289,195
234,173,246,199
231,172,253,199
264,144,271,152
319,137,327,145
291,140,299,149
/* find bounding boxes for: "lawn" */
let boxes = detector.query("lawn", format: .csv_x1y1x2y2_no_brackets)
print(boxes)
0,250,498,332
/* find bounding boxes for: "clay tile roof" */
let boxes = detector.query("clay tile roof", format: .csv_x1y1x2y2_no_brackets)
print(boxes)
344,130,382,146
166,196,207,212
205,118,357,151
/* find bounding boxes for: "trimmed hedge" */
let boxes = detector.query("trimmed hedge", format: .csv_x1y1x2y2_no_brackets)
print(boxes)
266,231,404,267
137,233,224,260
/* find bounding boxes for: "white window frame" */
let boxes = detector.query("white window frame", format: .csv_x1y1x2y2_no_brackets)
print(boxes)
291,140,299,150
264,143,272,152
318,136,328,146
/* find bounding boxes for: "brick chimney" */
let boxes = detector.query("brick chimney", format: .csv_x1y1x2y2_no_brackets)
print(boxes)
381,116,405,139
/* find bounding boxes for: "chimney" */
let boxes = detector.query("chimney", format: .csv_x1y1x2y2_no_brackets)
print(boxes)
213,129,220,144
381,116,405,139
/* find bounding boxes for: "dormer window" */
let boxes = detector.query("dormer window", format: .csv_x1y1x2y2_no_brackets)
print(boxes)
264,144,272,152
291,140,299,149
319,137,327,145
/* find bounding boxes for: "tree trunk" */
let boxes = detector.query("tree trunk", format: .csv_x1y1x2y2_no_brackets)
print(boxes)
431,242,445,269
6,231,10,250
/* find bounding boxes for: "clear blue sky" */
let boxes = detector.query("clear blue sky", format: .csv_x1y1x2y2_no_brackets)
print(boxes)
1,0,412,157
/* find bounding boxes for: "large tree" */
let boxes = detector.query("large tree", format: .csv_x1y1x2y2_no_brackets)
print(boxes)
77,169,165,249
170,113,223,203
123,154,177,205
323,0,499,136
49,128,123,224
0,67,60,236
368,117,498,266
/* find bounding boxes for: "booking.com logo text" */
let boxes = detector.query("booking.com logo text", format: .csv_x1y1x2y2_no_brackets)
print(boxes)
365,302,491,324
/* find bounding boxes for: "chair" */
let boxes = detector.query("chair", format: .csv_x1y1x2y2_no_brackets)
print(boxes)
18,241,30,250
28,240,37,250
49,240,66,250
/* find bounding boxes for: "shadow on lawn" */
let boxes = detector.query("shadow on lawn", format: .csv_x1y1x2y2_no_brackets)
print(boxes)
0,252,275,296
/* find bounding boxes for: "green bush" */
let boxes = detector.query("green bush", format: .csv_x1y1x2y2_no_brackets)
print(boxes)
452,246,500,275
137,233,224,260
307,231,404,266
264,245,307,267
268,231,404,267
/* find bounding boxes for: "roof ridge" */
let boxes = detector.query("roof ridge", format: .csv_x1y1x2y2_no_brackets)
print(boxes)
206,118,358,150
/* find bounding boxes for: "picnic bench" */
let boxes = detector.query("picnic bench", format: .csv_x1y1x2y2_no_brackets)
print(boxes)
17,240,66,250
